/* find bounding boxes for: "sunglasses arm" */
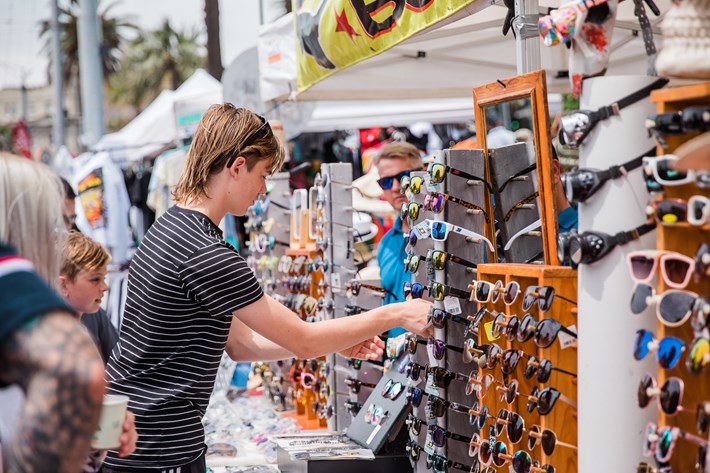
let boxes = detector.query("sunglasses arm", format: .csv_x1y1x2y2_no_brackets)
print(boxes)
555,439,578,450
679,430,709,447
559,392,578,410
553,366,578,378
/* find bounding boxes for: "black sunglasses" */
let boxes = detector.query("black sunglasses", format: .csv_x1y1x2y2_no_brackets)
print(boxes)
226,114,272,168
377,169,411,190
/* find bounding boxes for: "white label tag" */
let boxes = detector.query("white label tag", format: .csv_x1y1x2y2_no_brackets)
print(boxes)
424,373,441,397
331,273,341,290
424,432,436,455
444,296,462,315
558,324,578,349
366,424,382,445
412,221,431,240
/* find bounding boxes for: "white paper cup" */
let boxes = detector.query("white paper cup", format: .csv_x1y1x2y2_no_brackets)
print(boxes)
92,394,129,450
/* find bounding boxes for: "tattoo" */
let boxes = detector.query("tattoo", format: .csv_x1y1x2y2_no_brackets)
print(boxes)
0,312,105,473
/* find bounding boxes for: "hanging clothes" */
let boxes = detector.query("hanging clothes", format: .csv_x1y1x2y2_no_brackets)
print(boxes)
147,147,188,218
71,152,132,265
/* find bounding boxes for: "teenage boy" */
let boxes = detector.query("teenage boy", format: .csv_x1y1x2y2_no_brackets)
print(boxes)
103,104,432,472
59,231,138,470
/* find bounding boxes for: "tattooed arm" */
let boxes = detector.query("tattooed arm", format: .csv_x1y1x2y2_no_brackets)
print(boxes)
0,311,106,473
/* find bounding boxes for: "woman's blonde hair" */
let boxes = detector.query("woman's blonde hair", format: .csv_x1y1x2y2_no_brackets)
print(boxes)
0,153,65,286
61,231,112,281
173,103,286,205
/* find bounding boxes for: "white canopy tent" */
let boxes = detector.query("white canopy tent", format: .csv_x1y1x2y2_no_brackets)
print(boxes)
259,1,669,102
95,69,223,164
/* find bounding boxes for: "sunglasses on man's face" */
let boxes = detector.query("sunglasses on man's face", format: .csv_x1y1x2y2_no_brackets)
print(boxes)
377,169,411,190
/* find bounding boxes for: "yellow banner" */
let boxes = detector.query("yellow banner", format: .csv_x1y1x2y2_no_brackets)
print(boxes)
294,0,478,93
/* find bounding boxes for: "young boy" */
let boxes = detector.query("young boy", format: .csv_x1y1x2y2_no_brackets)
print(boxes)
59,231,138,469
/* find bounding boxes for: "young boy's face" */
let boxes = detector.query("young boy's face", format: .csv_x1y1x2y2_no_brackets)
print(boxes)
231,159,271,217
61,268,109,316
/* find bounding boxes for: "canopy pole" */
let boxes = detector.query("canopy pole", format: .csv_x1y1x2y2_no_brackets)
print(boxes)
514,0,541,74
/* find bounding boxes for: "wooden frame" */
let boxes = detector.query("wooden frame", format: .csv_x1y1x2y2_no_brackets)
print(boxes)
472,70,559,265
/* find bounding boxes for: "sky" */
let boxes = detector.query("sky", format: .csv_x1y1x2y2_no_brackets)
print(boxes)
0,0,285,89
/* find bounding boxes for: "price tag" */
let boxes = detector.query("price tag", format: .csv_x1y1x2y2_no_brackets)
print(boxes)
483,321,500,341
412,221,431,240
444,296,462,315
424,432,437,455
558,324,578,349
424,373,441,397
331,273,341,290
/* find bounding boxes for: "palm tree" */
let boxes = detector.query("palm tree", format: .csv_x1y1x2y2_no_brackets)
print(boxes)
108,19,205,114
39,0,136,91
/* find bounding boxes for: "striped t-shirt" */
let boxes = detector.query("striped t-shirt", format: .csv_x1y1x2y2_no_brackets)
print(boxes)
104,206,263,470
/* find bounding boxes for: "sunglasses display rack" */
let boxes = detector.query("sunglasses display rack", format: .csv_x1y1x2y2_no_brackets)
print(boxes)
573,75,675,473
637,83,710,473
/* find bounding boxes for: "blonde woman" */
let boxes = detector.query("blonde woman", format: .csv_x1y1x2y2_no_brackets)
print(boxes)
0,153,106,473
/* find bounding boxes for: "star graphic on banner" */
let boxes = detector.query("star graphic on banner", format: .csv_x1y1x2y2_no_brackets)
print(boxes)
334,8,360,42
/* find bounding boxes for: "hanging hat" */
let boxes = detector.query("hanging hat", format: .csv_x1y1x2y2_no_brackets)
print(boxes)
353,211,379,242
656,0,710,79
674,131,710,171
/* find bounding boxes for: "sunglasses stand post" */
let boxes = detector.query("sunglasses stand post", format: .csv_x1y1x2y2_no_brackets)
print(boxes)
488,142,544,263
575,75,662,473
643,84,710,473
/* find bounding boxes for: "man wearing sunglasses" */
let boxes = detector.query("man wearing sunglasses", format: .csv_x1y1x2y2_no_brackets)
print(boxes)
551,145,578,232
103,105,432,473
374,141,425,334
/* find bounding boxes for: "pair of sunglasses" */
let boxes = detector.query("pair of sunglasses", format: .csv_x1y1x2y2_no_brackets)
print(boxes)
381,379,404,400
528,424,577,456
426,162,493,193
524,355,577,383
527,386,576,416
650,196,710,226
403,281,471,302
558,221,657,267
343,377,377,394
425,393,472,419
347,281,399,301
522,285,576,312
427,307,470,329
427,423,473,448
627,250,698,289
631,285,708,328
377,169,411,190
633,329,686,369
643,422,708,464
363,403,387,425
406,334,464,361
470,280,521,305
517,315,578,349
643,154,697,190
637,373,684,415
423,192,490,223
407,219,495,252
687,335,710,375
495,408,525,444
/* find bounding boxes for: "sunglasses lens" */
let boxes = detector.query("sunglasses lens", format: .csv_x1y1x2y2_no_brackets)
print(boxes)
505,317,520,342
504,281,519,305
412,283,425,299
660,378,683,415
658,337,685,369
658,291,695,326
506,379,518,405
426,397,445,418
430,308,446,328
518,315,535,343
688,337,710,375
522,291,536,312
541,430,556,456
431,222,447,240
410,176,423,194
537,388,559,415
428,193,445,213
429,425,446,447
432,251,446,270
431,338,446,360
502,350,520,375
408,232,418,247
400,203,409,220
656,428,674,462
662,257,692,287
409,203,420,220
524,357,537,380
637,374,654,408
399,176,410,193
479,440,492,465
476,282,492,302
538,286,555,312
535,319,559,348
656,200,687,224
537,359,552,383
430,164,445,184
492,441,508,467
698,404,710,433
508,412,524,444
527,425,539,450
512,451,532,473
630,284,654,314
629,254,656,281
634,329,654,361
432,283,446,301
656,159,688,182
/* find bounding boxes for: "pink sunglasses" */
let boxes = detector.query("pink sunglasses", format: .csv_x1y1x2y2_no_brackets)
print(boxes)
627,250,696,289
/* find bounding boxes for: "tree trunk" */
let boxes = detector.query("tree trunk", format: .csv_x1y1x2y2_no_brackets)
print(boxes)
204,0,223,80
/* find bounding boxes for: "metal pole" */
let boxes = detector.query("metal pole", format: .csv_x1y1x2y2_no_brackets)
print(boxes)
259,0,264,25
51,0,65,148
514,0,541,74
77,0,104,148
20,82,28,122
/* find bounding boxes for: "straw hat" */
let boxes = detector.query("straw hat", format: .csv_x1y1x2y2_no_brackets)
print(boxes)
674,132,710,171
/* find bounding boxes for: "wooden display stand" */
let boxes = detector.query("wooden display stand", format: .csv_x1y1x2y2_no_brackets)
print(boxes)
650,83,710,472
475,263,578,472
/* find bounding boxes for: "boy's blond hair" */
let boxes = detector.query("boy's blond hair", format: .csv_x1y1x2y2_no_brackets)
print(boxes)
61,231,111,281
373,141,423,169
173,103,286,205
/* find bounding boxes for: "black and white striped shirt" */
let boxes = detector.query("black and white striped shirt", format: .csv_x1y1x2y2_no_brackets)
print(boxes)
104,206,263,470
